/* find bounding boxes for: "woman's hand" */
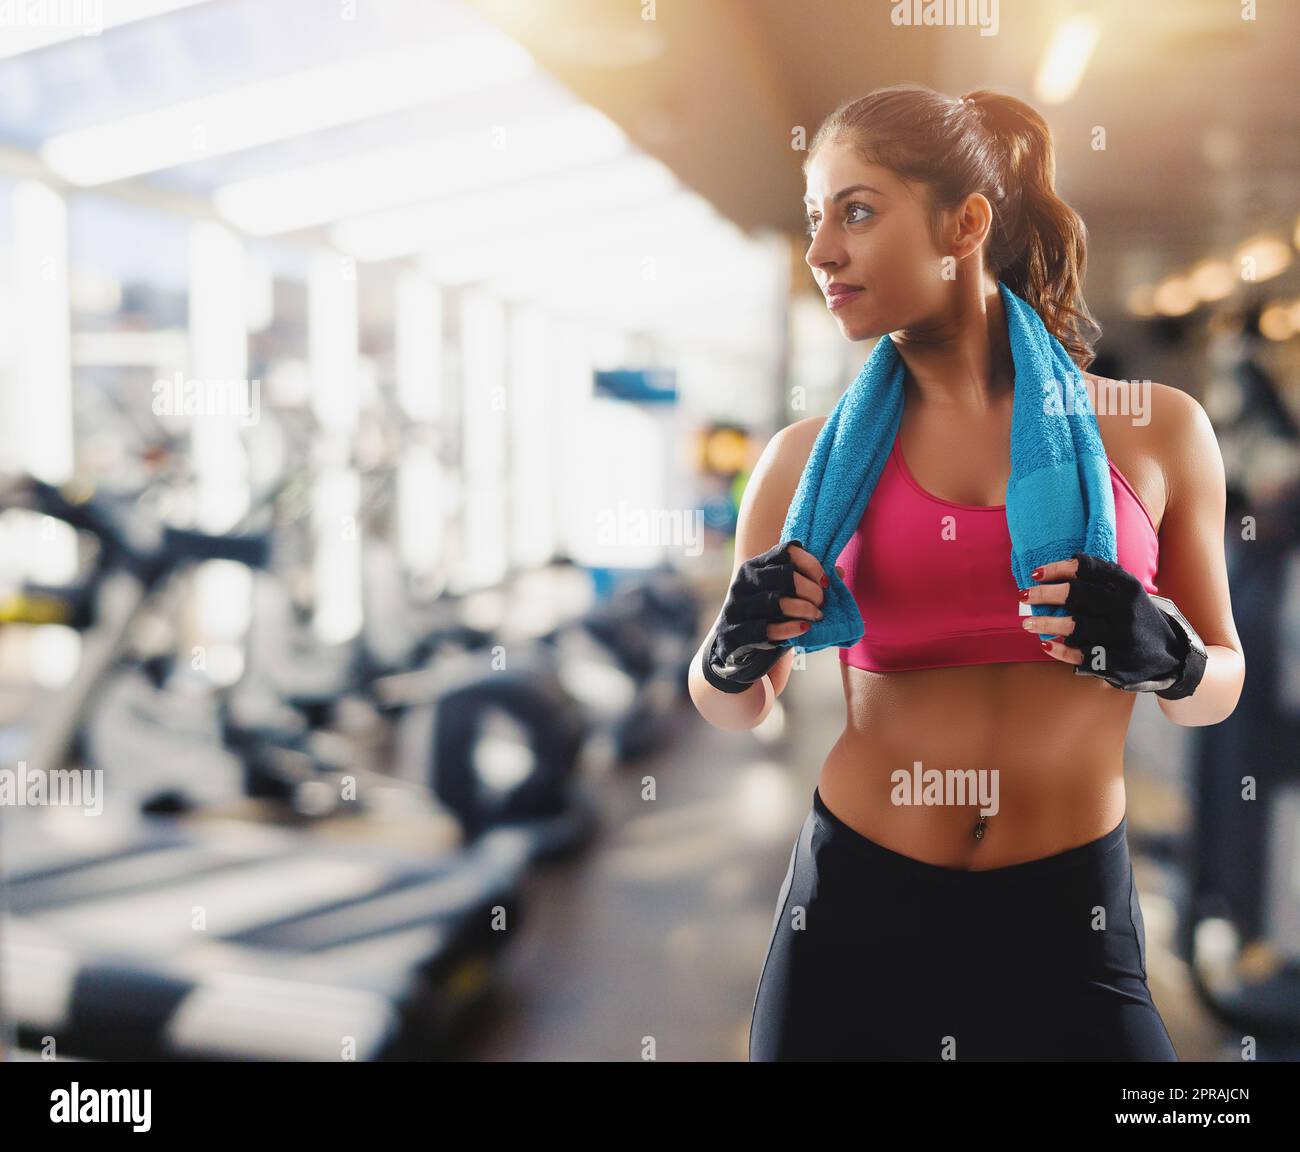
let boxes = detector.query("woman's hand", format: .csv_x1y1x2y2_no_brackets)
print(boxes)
700,540,828,694
1020,551,1193,691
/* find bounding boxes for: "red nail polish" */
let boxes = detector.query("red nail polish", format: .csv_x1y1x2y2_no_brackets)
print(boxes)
801,621,810,632
1018,588,1030,602
1040,640,1052,650
1030,567,1044,581
820,575,829,588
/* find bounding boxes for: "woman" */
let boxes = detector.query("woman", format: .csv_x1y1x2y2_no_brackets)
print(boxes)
688,84,1245,1061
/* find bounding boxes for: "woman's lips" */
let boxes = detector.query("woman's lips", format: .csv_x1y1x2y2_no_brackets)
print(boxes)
827,288,863,311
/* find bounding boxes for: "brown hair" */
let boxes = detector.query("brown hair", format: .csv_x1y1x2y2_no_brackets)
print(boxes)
806,82,1102,370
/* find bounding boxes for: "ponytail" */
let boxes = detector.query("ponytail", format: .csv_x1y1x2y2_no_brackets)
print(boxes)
963,89,1101,369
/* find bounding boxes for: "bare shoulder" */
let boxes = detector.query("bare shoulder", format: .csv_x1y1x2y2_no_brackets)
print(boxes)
1143,380,1216,465
750,415,827,494
770,414,828,458
1141,381,1222,513
1084,373,1209,533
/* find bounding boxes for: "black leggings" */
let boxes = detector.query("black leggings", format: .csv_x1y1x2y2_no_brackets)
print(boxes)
750,787,1178,1061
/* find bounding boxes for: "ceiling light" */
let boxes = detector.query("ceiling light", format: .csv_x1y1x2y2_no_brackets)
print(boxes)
1258,303,1294,341
1153,277,1197,317
331,153,678,262
214,105,628,236
42,30,537,186
1188,259,1235,302
0,0,208,61
1034,15,1101,104
1233,235,1291,282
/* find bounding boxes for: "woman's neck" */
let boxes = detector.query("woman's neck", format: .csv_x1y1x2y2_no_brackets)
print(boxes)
889,279,1015,411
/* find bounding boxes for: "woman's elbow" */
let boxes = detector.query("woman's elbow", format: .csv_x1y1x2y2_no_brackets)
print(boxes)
688,657,777,732
1156,644,1245,726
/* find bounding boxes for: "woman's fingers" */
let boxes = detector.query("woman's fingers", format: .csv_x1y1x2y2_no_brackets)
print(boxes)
788,569,824,608
1021,579,1072,605
1021,613,1076,636
771,588,828,637
785,543,828,592
1027,556,1081,584
760,547,843,640
1039,637,1083,664
767,617,813,641
776,593,823,623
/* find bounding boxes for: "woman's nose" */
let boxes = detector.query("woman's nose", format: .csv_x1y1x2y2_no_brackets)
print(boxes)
805,230,840,272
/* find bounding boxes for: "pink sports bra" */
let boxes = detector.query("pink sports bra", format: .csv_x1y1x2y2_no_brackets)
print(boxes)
835,438,1161,673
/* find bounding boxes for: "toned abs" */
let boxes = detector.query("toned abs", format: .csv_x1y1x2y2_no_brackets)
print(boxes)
819,392,1167,869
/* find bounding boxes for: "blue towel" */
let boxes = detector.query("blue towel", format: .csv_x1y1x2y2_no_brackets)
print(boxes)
779,279,1116,654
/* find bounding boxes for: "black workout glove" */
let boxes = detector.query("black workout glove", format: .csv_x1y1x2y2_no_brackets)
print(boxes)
1058,551,1207,699
700,539,804,694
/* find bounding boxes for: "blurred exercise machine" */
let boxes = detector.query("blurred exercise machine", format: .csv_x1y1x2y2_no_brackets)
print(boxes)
1181,480,1300,1059
0,473,529,1060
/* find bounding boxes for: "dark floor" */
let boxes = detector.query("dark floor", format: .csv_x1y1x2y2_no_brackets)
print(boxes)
459,703,814,1061
458,651,1243,1061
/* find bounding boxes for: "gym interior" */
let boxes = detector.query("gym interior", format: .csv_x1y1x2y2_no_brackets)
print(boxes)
1,0,1298,1063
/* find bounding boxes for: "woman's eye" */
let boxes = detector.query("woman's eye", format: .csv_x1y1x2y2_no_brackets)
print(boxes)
805,204,873,238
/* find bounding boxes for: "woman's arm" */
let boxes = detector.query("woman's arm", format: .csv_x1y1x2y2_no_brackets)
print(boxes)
689,417,825,731
1149,384,1245,726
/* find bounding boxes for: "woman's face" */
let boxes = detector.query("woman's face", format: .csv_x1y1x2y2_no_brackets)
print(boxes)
803,140,956,341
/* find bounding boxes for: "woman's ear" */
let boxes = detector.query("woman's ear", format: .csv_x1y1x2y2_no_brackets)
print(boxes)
952,192,993,260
